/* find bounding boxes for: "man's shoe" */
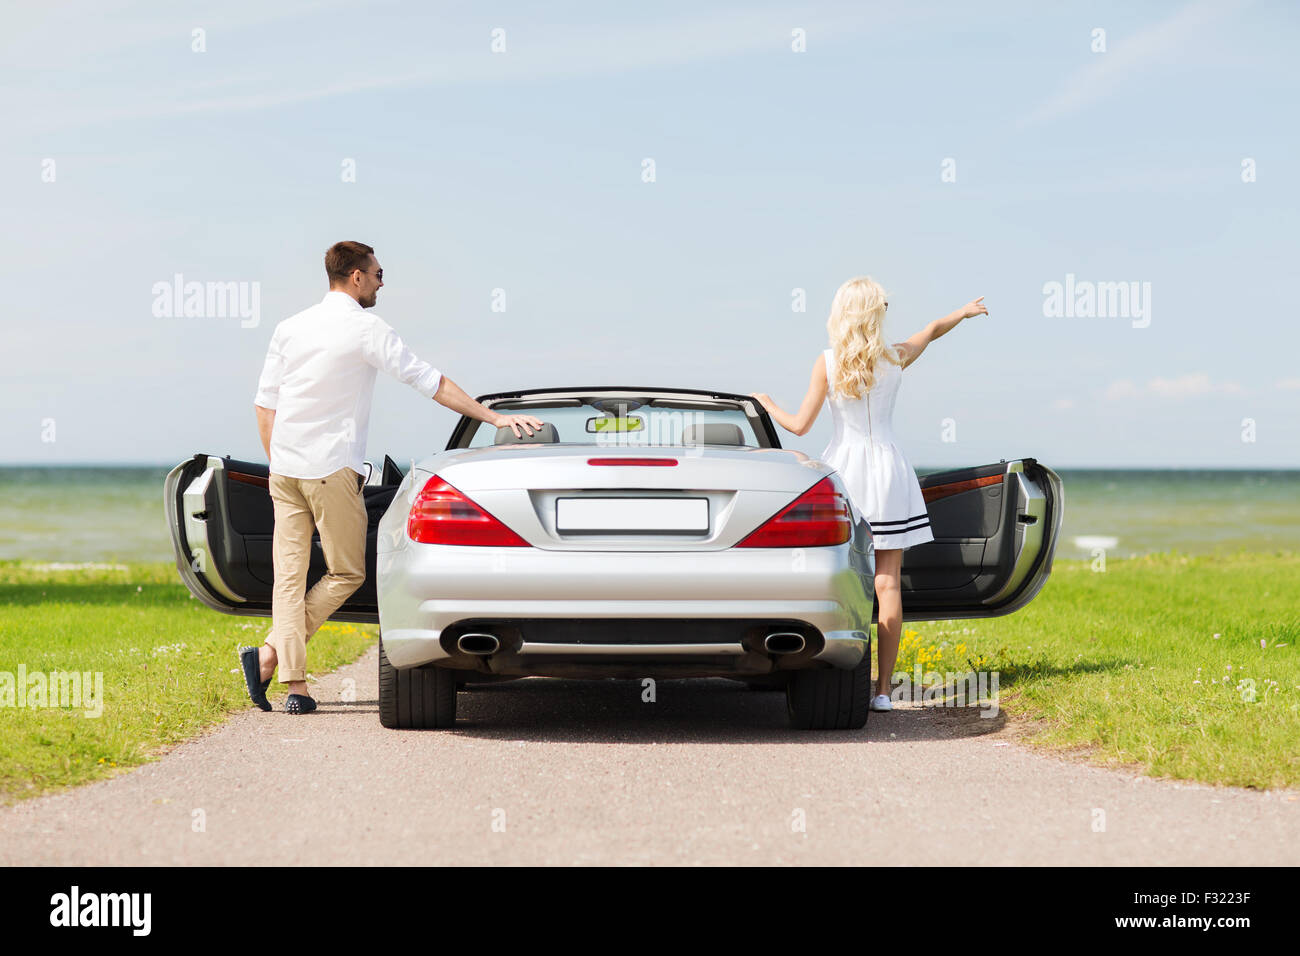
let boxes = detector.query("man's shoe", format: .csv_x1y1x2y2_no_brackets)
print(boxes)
284,694,317,715
238,646,272,712
248,647,273,699
869,694,893,712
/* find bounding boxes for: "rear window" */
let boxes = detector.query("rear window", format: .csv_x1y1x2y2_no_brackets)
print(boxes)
462,399,766,449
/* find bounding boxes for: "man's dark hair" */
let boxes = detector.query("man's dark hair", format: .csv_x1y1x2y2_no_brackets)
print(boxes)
325,241,375,284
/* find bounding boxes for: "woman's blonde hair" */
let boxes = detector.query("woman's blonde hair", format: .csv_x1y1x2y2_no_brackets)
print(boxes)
826,276,903,400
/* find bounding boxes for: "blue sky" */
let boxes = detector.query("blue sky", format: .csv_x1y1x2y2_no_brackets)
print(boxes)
3,0,1297,469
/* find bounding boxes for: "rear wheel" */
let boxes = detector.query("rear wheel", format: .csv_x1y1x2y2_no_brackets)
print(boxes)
742,674,790,691
786,635,871,730
378,635,457,729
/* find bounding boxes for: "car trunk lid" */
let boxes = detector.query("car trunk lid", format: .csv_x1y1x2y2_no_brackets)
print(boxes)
418,444,840,551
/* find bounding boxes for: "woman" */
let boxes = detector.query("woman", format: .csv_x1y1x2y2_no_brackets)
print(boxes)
751,277,987,712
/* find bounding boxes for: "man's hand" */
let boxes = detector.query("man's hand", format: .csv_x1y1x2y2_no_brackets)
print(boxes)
493,412,546,438
959,296,988,319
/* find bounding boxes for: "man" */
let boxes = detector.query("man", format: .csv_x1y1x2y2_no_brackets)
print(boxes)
241,241,543,714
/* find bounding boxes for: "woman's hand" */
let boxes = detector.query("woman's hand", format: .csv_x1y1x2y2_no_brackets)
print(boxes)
749,392,775,412
959,296,988,319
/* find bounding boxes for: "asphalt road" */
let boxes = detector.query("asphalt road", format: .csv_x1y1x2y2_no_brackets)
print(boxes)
2,646,1295,865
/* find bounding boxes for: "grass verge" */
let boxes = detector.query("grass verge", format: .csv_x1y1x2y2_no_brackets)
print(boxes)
891,550,1299,789
0,560,375,804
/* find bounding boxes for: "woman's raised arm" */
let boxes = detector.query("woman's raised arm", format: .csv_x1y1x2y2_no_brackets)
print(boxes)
750,353,829,437
894,296,987,369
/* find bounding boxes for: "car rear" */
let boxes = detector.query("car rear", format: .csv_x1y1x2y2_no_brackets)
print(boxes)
376,444,875,679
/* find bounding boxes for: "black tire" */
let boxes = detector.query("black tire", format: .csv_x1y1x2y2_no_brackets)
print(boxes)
743,674,790,691
378,636,457,729
786,635,871,730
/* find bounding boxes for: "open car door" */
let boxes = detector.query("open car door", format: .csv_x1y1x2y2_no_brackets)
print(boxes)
167,451,1059,629
894,458,1063,622
163,453,404,625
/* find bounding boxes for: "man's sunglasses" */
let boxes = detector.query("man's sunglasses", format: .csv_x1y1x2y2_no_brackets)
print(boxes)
356,268,383,281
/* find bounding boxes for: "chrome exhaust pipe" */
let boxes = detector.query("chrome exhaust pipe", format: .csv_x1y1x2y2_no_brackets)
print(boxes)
763,631,806,655
456,633,501,656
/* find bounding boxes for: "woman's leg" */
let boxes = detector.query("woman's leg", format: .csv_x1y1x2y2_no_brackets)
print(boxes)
873,548,903,697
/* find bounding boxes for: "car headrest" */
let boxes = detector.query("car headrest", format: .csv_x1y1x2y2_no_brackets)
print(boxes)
681,423,744,446
494,421,559,445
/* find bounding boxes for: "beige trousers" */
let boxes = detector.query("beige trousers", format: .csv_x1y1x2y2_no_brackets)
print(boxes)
266,466,367,683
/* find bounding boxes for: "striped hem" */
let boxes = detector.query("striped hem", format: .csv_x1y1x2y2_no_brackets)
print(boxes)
870,518,931,538
868,512,930,528
871,520,934,551
869,513,929,528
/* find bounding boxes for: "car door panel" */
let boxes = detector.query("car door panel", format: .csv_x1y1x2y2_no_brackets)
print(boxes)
892,458,1062,621
164,453,392,624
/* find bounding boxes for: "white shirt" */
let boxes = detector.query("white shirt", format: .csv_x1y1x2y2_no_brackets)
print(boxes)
253,290,442,480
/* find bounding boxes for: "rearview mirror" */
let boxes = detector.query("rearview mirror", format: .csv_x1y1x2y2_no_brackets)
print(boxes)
585,416,645,433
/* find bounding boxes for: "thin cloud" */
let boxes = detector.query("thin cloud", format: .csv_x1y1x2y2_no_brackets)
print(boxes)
1020,0,1249,127
11,8,877,132
1103,374,1245,402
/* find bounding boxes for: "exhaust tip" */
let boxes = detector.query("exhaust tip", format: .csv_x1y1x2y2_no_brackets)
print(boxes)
456,632,501,656
763,631,806,655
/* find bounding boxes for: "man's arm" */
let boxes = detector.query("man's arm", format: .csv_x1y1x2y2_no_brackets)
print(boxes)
362,318,541,437
430,376,544,439
252,327,283,461
255,405,275,460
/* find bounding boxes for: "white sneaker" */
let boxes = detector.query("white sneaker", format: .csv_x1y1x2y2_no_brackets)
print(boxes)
870,694,893,712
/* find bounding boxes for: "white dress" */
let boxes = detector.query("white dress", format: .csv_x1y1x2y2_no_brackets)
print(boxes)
821,347,934,549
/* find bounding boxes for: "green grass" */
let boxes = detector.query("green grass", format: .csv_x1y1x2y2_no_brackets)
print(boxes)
892,549,1300,789
2,552,1297,800
0,560,376,803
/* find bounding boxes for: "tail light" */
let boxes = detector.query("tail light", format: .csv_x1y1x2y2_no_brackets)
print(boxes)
407,475,529,546
735,477,851,547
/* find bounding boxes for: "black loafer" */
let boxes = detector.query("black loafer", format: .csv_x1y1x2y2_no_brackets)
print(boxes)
238,646,272,712
284,694,317,715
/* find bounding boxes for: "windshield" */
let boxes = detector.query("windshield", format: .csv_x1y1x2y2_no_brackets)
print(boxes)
457,394,771,449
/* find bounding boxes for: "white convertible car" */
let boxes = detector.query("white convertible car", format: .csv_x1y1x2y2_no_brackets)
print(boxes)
164,386,1062,730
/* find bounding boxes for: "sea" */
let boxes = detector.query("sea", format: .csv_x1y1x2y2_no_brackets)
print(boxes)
1,466,1297,564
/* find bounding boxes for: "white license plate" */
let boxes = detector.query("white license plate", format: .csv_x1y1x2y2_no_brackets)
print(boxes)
556,497,709,533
